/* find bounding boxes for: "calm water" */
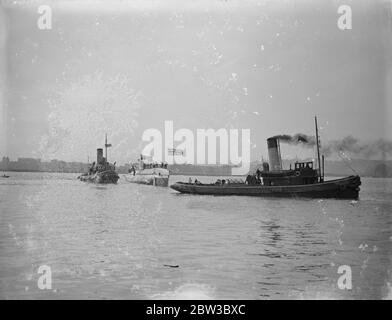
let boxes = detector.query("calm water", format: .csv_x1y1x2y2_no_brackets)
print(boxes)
0,172,391,299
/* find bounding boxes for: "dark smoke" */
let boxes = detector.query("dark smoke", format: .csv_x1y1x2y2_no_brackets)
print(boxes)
271,134,316,146
322,136,392,159
272,134,392,159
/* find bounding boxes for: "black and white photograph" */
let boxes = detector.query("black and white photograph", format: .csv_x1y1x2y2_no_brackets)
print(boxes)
0,0,391,304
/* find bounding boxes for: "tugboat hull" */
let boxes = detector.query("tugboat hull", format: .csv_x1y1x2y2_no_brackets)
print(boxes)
78,171,119,184
170,175,361,199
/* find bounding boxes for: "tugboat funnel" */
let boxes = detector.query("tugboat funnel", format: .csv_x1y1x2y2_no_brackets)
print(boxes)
97,148,104,164
267,137,282,171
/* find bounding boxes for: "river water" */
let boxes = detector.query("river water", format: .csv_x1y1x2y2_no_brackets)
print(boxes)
0,172,391,299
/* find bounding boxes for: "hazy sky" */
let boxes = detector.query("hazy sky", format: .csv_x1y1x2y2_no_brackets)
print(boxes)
0,0,391,164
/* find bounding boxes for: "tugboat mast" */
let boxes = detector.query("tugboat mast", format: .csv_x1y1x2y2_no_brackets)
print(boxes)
104,134,112,168
105,133,108,163
315,116,322,182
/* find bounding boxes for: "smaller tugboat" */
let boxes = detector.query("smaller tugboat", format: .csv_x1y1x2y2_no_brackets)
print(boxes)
78,135,119,184
124,155,169,187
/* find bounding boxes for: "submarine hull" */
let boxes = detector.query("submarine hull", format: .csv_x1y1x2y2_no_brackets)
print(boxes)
125,168,169,187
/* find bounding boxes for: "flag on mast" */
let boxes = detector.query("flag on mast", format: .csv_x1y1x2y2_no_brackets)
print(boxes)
168,148,184,156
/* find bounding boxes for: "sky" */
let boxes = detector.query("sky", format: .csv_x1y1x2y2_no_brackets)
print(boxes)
0,0,391,164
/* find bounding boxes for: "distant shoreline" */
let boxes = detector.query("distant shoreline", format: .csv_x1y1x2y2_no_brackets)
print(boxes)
1,170,391,178
2,157,392,178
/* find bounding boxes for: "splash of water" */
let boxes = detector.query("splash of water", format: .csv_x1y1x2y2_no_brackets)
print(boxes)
150,283,216,300
40,71,141,163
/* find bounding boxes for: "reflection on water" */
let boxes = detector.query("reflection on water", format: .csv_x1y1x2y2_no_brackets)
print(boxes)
0,173,391,299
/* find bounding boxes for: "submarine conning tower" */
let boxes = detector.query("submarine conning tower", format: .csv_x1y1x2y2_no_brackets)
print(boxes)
267,137,282,171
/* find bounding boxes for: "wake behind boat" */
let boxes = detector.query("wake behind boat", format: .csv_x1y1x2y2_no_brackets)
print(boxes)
170,117,361,199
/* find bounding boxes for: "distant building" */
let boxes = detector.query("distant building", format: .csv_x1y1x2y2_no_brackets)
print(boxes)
15,158,41,171
372,163,392,178
169,164,233,176
1,156,10,170
0,156,88,173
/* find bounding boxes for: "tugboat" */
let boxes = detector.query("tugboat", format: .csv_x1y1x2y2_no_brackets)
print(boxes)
124,155,169,187
78,135,119,184
170,117,361,199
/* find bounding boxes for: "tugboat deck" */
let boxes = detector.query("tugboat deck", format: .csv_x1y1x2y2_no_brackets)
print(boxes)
171,175,361,199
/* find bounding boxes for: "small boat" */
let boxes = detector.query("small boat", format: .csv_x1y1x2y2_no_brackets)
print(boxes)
78,135,119,184
170,117,361,199
1,174,9,178
124,155,169,187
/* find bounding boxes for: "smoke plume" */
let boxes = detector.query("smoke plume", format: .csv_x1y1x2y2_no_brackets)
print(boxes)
270,134,316,146
271,134,392,159
322,136,392,159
